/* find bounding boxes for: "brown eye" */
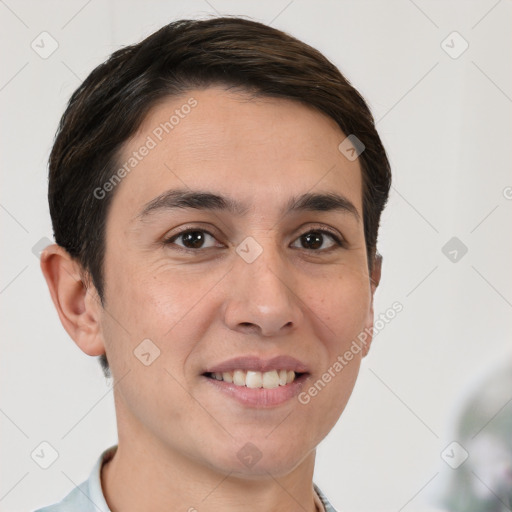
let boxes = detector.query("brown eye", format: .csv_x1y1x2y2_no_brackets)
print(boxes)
292,230,342,251
165,229,220,250
164,227,343,253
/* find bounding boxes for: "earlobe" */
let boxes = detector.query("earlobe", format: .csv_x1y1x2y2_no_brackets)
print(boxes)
40,244,106,357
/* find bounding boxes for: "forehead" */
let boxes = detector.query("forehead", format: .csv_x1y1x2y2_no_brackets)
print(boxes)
111,86,363,221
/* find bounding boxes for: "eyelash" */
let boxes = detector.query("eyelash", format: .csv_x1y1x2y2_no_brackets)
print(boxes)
163,226,345,253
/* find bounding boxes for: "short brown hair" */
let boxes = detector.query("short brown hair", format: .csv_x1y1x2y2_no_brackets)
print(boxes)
48,16,391,377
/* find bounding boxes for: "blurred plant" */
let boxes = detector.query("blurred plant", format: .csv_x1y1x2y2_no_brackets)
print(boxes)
438,357,512,511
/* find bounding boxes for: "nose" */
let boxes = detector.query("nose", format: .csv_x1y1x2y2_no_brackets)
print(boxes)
222,245,304,337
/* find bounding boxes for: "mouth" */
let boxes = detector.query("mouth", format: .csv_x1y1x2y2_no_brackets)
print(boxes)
201,355,310,407
203,369,306,389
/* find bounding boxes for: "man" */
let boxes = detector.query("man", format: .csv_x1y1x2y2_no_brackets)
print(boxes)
36,16,391,512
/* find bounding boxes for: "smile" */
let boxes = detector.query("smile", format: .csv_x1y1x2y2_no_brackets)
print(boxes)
205,369,299,389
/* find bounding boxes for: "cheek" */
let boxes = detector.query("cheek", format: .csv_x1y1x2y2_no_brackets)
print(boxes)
105,257,183,334
305,271,370,407
100,264,197,429
102,259,221,377
297,277,370,443
319,270,372,342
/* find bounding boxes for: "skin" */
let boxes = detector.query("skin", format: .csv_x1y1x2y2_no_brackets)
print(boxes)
41,86,382,512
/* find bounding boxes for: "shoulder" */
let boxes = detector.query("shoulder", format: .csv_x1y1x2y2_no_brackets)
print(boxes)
32,445,117,512
32,480,93,512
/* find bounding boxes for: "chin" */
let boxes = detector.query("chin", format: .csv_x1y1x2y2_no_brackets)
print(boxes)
208,435,313,479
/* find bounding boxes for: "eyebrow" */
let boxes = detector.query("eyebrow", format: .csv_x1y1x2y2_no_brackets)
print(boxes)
135,188,360,223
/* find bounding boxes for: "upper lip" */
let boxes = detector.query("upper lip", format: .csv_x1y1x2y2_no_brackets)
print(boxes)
203,355,309,374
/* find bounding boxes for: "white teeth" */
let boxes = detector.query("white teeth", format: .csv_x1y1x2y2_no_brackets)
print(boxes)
210,369,297,388
262,370,280,389
246,371,263,388
233,370,246,386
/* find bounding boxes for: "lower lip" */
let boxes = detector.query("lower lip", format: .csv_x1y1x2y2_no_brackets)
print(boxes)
203,374,309,407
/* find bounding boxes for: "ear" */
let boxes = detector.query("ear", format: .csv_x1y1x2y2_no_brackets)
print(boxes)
40,244,106,357
361,252,383,358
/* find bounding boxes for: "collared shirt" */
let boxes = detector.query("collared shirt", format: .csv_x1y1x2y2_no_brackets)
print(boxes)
33,445,338,512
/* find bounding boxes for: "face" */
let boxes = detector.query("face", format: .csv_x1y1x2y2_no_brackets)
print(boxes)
98,86,377,477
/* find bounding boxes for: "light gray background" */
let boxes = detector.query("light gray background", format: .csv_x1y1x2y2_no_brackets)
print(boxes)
1,1,511,511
